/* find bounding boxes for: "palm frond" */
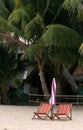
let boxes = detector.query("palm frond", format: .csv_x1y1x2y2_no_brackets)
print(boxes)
21,43,43,60
0,0,10,18
21,45,35,60
78,3,83,22
40,24,83,48
8,9,24,24
0,17,8,31
25,14,44,40
7,22,20,35
43,0,50,17
47,45,80,68
15,0,22,9
0,17,20,35
8,7,29,31
52,3,63,23
62,0,83,23
5,0,15,11
62,0,80,13
79,42,83,56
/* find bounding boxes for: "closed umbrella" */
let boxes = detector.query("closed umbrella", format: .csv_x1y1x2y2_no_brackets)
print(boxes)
49,77,56,119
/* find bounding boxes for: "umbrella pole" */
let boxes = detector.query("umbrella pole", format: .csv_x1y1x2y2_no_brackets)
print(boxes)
51,105,54,119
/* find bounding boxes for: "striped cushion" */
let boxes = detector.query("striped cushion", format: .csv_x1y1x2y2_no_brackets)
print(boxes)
37,103,52,114
56,104,71,114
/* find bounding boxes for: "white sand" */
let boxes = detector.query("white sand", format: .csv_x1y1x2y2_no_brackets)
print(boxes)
0,105,83,130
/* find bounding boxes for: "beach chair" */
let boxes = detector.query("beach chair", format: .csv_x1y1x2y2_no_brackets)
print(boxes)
32,103,52,120
53,103,72,120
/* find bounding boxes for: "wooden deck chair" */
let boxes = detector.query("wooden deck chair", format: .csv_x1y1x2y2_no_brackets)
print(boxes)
32,103,52,120
53,103,72,120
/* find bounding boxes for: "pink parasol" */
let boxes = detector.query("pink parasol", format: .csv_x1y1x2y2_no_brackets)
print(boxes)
49,78,56,105
49,77,56,119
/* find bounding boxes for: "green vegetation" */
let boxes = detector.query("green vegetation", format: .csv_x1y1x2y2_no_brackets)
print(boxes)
0,0,83,103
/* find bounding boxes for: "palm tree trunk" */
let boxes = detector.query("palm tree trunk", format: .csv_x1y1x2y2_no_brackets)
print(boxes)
56,81,61,95
1,85,9,104
62,65,79,93
37,57,49,101
56,81,61,102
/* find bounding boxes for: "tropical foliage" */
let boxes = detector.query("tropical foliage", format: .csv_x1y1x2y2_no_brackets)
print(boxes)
79,42,83,55
0,44,15,103
0,0,83,100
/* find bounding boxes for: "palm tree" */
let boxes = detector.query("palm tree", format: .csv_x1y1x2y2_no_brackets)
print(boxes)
0,44,26,104
22,20,83,95
61,2,83,54
0,44,16,104
0,0,54,98
0,0,83,98
62,0,83,53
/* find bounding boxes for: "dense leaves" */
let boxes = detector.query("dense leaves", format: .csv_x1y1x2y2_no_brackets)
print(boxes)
0,0,83,98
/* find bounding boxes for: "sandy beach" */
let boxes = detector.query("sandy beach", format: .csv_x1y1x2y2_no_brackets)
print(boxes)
0,105,83,130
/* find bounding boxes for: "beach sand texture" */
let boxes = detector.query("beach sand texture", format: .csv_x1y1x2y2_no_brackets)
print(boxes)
0,105,83,130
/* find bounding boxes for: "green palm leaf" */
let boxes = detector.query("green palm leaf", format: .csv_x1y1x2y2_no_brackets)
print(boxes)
43,0,50,17
0,0,10,18
25,14,44,40
21,43,42,60
15,0,22,9
8,7,29,33
0,17,8,31
0,17,19,34
8,9,27,25
79,42,83,55
62,0,83,22
41,24,83,47
6,0,15,11
62,0,80,12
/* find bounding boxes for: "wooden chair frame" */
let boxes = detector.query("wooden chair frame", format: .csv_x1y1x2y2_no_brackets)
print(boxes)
53,103,72,120
32,103,52,120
